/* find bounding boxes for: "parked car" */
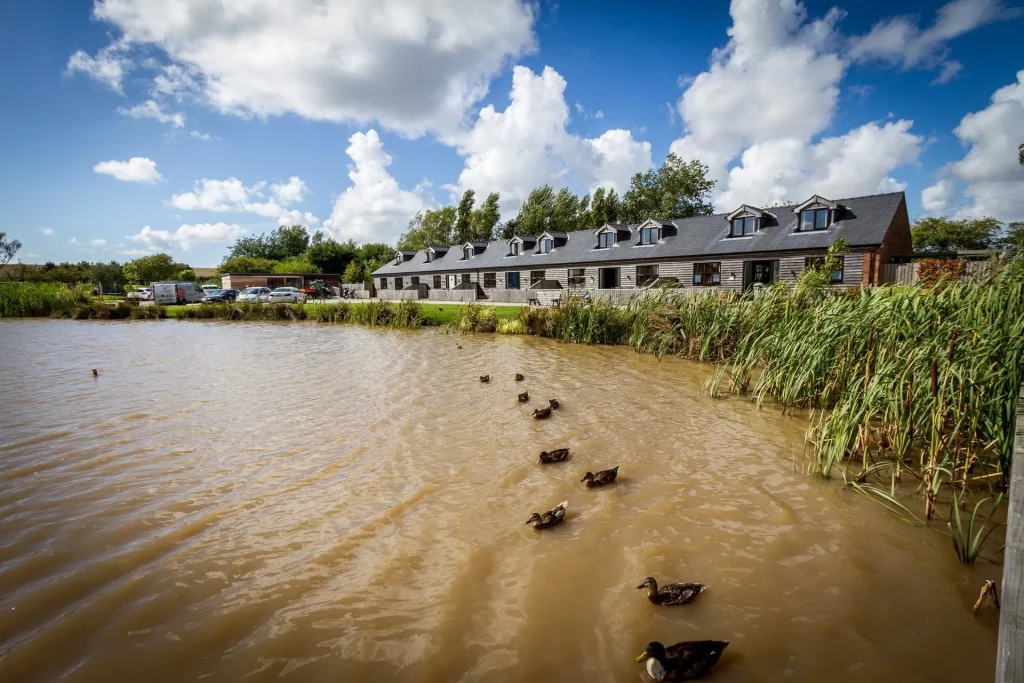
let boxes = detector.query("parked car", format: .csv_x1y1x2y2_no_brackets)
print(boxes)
127,287,154,301
201,289,239,303
266,287,306,303
201,285,220,295
237,287,271,303
151,281,205,305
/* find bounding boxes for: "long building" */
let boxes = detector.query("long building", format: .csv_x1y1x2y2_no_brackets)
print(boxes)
372,191,912,303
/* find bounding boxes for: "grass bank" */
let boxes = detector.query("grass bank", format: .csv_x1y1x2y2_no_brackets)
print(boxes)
0,282,91,317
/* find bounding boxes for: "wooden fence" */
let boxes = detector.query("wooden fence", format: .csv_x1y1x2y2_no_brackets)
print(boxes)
427,290,477,302
881,260,995,285
996,386,1024,682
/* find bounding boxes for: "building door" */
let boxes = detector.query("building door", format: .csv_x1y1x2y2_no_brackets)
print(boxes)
447,274,457,289
506,272,520,289
599,267,620,289
743,260,778,291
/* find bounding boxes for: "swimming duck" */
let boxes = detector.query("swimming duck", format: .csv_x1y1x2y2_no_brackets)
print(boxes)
636,578,706,606
92,369,98,377
525,500,567,530
457,344,462,350
518,391,530,402
636,640,729,681
539,448,570,463
548,398,560,409
480,375,490,383
515,373,524,381
532,406,552,419
581,466,619,487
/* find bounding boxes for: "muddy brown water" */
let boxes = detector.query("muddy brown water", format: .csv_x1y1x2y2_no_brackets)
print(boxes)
0,320,999,682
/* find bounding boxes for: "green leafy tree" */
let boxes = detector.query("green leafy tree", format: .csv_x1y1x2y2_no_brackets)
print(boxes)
219,256,276,274
797,239,849,294
453,190,476,245
619,154,715,223
306,239,358,274
397,207,457,250
0,232,22,267
911,216,1001,252
176,268,197,281
588,186,621,227
1000,222,1024,255
123,253,183,284
227,225,311,261
469,192,501,241
342,260,364,284
507,185,556,237
271,256,321,274
551,187,582,232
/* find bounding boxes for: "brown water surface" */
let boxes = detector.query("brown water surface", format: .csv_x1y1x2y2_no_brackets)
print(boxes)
0,320,998,682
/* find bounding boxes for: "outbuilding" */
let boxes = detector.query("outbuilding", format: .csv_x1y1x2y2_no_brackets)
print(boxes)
219,272,342,291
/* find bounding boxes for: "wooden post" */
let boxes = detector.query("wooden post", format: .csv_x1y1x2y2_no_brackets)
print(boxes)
996,385,1024,682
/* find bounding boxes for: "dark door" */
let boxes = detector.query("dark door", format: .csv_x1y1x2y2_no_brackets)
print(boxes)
743,260,778,291
599,267,620,289
507,272,520,289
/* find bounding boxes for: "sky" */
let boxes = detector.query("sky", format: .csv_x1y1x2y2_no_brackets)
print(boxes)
2,0,1023,267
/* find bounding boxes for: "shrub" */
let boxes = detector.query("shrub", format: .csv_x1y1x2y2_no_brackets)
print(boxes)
918,258,967,285
456,303,497,333
0,282,90,317
393,299,423,328
497,318,525,334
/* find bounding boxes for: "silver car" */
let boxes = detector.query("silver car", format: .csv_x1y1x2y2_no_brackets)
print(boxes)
237,287,271,303
266,287,306,304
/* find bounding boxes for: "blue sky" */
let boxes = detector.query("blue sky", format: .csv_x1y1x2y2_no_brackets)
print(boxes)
2,0,1022,267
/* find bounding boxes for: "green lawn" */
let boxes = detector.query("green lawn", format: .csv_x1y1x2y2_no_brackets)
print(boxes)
160,301,523,324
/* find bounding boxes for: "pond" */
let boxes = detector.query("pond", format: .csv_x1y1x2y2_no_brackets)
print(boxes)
0,320,998,682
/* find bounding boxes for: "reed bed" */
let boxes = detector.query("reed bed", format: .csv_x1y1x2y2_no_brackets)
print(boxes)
0,282,91,317
454,303,498,333
173,301,424,327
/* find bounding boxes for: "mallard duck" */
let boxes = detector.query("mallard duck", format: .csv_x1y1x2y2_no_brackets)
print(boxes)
581,466,619,487
515,373,524,381
92,369,98,377
525,500,567,529
480,375,490,383
532,406,552,419
548,398,560,409
636,640,729,681
518,391,530,402
538,448,569,464
636,578,706,606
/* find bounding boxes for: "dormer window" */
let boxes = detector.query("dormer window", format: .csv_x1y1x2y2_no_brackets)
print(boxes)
731,216,757,237
426,252,433,263
598,232,615,249
393,254,402,265
463,246,472,260
640,227,658,245
801,208,830,231
511,242,520,256
540,238,553,253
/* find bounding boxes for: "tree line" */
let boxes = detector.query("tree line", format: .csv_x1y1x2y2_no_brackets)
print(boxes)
396,154,716,250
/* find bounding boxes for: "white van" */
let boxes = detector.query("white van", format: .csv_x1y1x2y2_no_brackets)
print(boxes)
151,281,205,305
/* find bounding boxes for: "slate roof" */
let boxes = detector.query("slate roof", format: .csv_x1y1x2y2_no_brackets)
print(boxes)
374,191,905,277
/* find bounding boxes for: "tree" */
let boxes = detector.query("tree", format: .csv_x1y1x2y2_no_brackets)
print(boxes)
507,185,556,237
1000,222,1024,255
619,154,715,223
219,256,276,274
396,207,457,250
589,186,620,227
342,260,364,284
551,187,582,232
454,190,476,245
272,256,320,274
226,225,311,261
0,232,22,267
911,216,1001,252
469,192,501,241
176,268,197,281
123,253,183,284
306,239,358,274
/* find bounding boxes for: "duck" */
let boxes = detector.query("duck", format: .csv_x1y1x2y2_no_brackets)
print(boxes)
92,369,99,377
636,641,729,681
525,500,567,530
518,391,530,402
548,398,560,409
457,344,462,350
532,406,552,419
538,448,570,464
636,578,706,606
480,375,490,383
515,373,525,381
581,466,619,487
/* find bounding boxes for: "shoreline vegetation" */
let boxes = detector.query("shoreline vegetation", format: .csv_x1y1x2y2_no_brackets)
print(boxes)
3,269,1022,561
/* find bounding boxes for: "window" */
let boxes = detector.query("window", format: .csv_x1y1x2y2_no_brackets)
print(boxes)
506,272,520,289
693,262,721,286
410,276,419,286
426,252,434,263
805,256,843,283
598,231,615,248
511,242,521,256
484,272,496,288
801,208,830,231
395,277,404,290
568,268,586,288
461,273,470,284
433,275,442,289
730,216,757,237
379,278,388,290
636,265,659,287
540,238,554,253
640,227,659,245
530,270,546,286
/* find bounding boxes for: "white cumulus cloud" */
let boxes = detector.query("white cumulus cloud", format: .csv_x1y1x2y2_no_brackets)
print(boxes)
170,176,319,226
93,157,163,183
921,71,1024,221
81,0,537,136
322,129,438,244
90,238,108,247
448,65,651,216
39,227,55,236
118,99,185,128
129,222,248,251
190,131,212,141
66,41,130,92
